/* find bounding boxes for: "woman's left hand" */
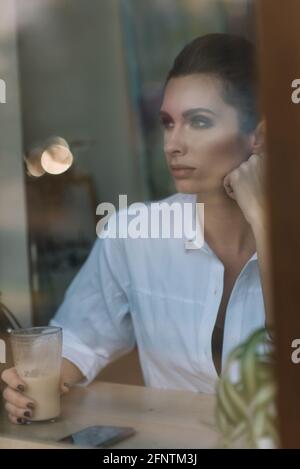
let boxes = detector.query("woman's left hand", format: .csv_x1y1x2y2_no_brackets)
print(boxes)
223,153,266,227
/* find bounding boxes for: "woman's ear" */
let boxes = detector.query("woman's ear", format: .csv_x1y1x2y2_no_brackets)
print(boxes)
250,120,266,156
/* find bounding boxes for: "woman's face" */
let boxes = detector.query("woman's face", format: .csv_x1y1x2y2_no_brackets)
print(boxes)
160,74,254,195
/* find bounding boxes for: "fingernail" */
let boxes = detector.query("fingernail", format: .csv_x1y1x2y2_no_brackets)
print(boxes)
17,384,25,392
27,402,34,409
24,411,31,418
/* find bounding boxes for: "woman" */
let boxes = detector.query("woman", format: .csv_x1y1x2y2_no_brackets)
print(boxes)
1,33,270,424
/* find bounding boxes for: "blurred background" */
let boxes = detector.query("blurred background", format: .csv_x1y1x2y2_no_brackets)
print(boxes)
0,0,255,383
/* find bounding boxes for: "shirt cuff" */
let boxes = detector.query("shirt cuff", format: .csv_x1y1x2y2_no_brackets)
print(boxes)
264,321,274,343
50,321,107,387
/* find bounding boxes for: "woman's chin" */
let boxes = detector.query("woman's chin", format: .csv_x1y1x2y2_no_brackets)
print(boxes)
173,178,223,196
173,179,199,194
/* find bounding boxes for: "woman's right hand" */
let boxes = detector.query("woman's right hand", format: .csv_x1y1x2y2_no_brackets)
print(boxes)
1,367,70,425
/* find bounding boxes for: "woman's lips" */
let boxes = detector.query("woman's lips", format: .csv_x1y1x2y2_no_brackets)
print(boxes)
170,165,196,179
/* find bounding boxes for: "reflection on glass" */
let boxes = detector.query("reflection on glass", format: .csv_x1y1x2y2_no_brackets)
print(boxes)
25,137,73,177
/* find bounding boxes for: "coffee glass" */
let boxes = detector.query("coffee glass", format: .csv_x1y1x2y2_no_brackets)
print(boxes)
11,326,62,422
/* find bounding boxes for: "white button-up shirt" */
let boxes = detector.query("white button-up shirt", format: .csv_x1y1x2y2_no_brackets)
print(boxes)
50,192,265,393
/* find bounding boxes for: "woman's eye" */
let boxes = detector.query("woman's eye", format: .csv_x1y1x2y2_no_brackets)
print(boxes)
190,117,212,129
159,118,174,130
159,116,212,129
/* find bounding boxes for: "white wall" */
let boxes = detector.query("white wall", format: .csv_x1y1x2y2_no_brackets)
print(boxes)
0,0,32,326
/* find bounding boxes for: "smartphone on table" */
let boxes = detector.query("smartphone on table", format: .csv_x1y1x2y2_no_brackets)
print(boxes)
59,425,136,448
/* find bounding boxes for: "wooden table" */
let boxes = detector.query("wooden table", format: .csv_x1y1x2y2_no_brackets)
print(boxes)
0,381,219,449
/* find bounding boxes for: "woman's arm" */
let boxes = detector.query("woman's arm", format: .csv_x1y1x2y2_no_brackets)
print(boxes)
49,234,135,388
251,217,273,331
223,152,273,332
61,358,85,387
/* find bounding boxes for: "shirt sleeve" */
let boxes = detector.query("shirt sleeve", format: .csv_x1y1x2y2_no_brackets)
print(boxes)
264,321,274,343
49,224,135,386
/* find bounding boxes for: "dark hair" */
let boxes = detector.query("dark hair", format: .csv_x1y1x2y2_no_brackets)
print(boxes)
165,33,259,133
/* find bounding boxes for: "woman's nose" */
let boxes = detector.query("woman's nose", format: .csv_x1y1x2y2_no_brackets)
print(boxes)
164,129,187,156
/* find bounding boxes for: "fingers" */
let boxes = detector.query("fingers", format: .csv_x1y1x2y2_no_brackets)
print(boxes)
223,174,236,200
2,368,36,425
2,386,35,425
249,153,266,179
7,413,31,425
60,382,70,395
1,367,26,392
2,386,35,411
5,402,33,420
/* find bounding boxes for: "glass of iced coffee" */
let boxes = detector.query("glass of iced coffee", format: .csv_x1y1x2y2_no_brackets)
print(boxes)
10,326,62,422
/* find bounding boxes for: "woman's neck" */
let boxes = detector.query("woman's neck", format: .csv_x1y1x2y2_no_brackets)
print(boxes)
196,189,256,258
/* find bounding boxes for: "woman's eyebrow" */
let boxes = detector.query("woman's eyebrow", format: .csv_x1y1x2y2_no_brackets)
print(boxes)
159,108,216,119
182,108,216,118
159,110,172,118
